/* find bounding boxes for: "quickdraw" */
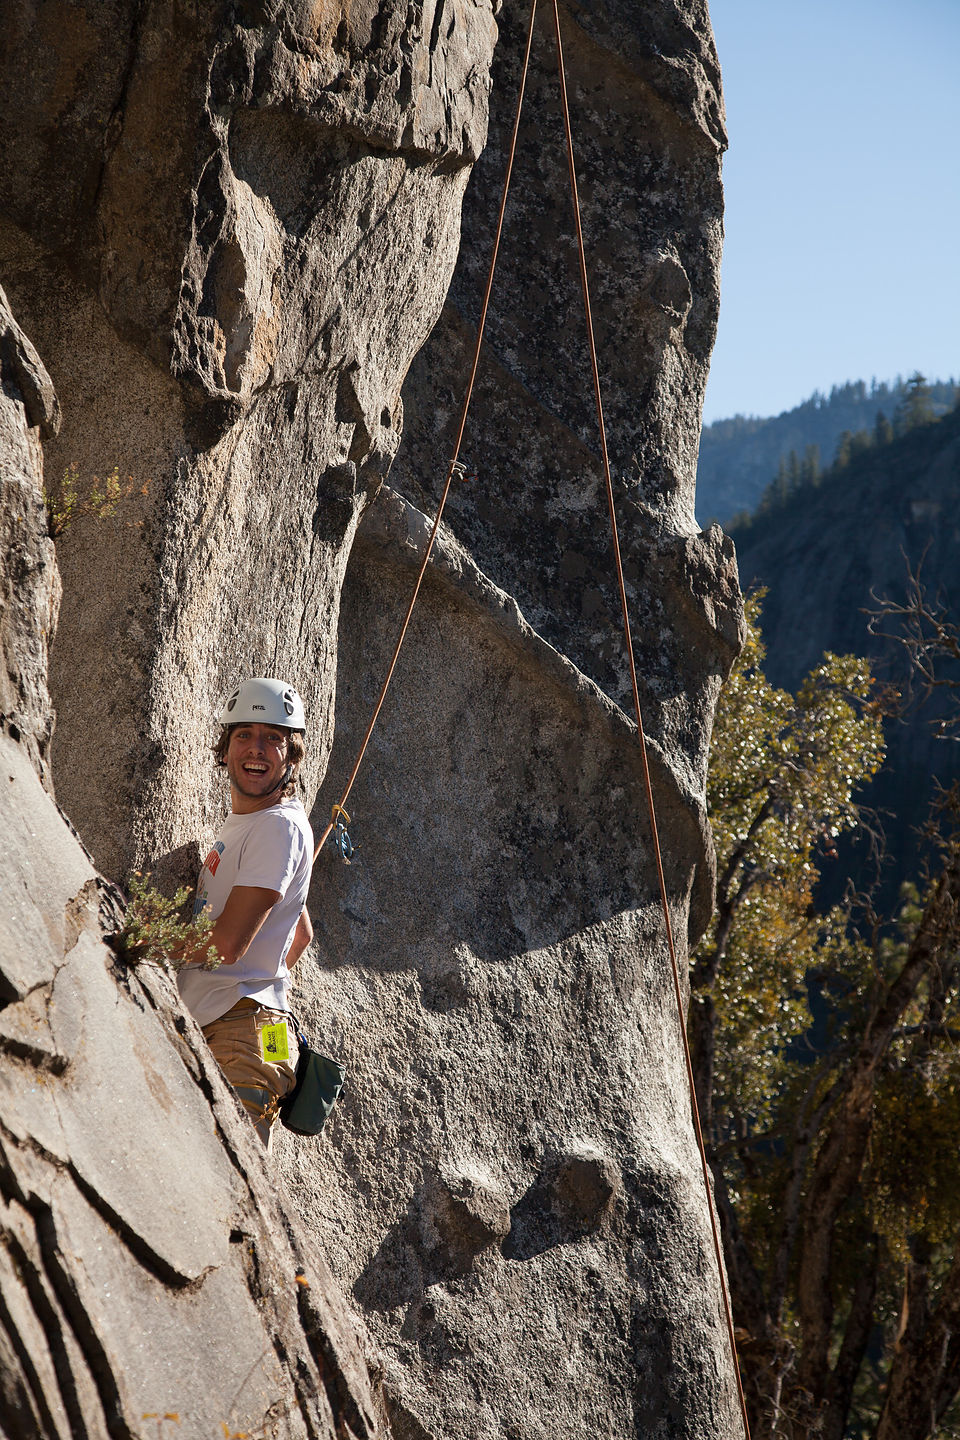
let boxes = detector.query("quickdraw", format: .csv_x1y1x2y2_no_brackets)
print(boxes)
329,804,357,864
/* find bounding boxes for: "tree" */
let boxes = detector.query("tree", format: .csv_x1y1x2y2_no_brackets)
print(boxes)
849,428,873,460
868,563,960,737
692,595,960,1440
896,372,936,433
874,410,894,447
834,430,854,468
788,449,801,488
800,444,821,488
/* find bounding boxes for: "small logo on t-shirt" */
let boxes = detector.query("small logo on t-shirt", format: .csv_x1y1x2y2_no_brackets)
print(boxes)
204,841,225,877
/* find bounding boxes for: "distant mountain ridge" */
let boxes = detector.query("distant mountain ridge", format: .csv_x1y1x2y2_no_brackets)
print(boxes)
697,376,958,525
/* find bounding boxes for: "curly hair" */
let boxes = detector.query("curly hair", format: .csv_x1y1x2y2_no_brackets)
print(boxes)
213,725,306,799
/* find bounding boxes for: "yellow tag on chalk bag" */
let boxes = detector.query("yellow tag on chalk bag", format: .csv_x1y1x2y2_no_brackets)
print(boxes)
259,1020,291,1065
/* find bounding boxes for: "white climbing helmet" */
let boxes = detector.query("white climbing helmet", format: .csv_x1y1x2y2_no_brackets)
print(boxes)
218,677,306,732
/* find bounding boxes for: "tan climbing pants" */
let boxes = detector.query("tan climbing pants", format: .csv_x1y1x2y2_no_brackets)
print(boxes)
202,998,298,1151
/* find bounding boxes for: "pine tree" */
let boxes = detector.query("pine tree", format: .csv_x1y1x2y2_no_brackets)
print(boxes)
787,449,800,487
895,372,935,433
834,430,853,468
850,428,872,459
799,443,821,487
874,409,894,446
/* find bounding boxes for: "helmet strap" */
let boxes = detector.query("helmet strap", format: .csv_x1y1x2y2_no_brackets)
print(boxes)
270,762,294,797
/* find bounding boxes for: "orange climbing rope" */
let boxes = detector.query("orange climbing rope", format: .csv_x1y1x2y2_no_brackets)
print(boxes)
313,0,540,864
315,5,751,1435
547,3,751,1435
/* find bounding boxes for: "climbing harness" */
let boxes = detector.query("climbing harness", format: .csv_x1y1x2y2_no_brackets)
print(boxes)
232,1083,278,1128
314,4,752,1434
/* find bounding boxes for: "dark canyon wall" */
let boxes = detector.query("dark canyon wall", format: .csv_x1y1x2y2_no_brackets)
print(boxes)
0,0,744,1435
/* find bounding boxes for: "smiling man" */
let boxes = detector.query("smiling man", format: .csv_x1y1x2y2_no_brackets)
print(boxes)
178,677,315,1148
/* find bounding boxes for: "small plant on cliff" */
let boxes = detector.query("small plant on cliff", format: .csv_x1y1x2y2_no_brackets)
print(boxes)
43,461,148,538
117,873,220,971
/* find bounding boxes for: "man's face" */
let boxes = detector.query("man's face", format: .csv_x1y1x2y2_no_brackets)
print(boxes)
225,723,290,803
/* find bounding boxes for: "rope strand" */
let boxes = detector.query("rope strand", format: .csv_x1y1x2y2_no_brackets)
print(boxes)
314,0,539,862
547,3,751,1435
314,11,752,1431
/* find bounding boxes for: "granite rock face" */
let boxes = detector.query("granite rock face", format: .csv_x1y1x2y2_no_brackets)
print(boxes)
284,482,742,1438
0,0,498,884
0,298,390,1440
1,0,745,1435
274,6,744,1434
392,0,731,788
0,286,61,786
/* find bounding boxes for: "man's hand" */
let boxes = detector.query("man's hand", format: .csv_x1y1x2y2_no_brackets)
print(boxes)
183,885,281,967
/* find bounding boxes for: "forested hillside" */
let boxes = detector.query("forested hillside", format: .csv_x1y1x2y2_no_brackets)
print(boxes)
732,396,960,896
698,375,957,524
701,399,960,1438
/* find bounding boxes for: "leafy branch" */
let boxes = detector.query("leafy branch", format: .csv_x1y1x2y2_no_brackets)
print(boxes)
868,554,960,736
43,461,148,538
694,592,960,1439
115,873,220,971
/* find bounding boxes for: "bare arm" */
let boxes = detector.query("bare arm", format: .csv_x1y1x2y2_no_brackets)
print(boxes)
184,885,281,967
285,908,313,970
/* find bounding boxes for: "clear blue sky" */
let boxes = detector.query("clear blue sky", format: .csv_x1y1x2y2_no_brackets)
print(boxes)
702,0,960,423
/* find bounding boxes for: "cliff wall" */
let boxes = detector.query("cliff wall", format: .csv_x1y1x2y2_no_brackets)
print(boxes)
282,3,743,1434
0,287,391,1439
0,0,744,1434
1,0,498,885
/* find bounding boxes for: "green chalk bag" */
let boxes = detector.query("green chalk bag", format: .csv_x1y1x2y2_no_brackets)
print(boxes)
279,1022,345,1137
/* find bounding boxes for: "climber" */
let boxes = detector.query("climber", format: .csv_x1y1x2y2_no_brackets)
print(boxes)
177,677,315,1149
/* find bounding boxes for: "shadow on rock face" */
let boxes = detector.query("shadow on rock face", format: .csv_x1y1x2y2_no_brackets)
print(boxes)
355,1161,512,1311
151,839,205,894
355,1150,622,1308
502,1148,621,1262
382,1388,440,1440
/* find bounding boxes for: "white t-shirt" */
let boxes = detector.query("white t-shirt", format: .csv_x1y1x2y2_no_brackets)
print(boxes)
178,798,314,1027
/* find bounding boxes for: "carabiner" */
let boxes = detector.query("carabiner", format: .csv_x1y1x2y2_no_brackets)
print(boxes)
329,804,357,864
